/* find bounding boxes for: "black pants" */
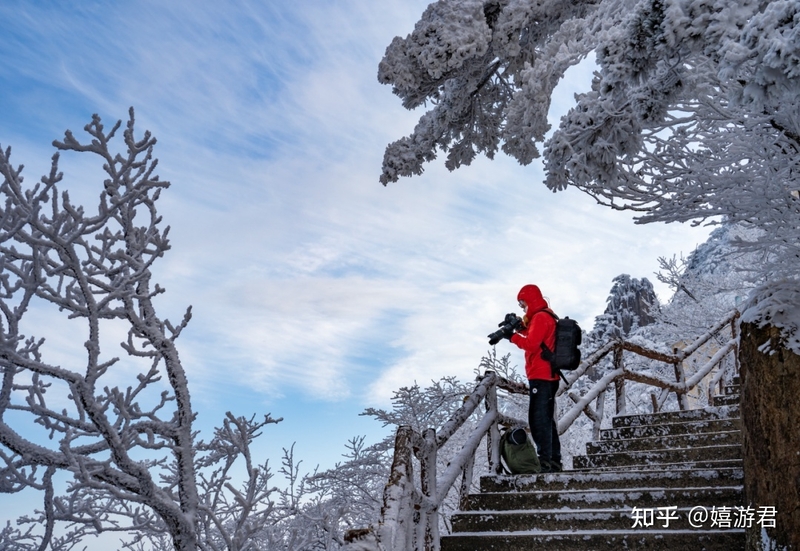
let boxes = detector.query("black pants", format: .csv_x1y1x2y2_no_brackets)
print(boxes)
528,379,562,469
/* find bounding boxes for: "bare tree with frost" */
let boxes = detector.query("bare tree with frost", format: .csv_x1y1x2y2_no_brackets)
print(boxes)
378,0,800,279
0,101,614,549
0,113,521,550
0,111,301,551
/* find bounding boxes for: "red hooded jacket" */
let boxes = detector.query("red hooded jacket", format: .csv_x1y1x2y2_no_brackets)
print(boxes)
510,284,559,382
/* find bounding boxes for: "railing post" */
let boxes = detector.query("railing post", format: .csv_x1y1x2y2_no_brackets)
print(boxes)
650,391,659,413
420,428,439,551
614,377,626,415
673,348,690,411
379,426,415,551
484,371,501,474
731,311,741,378
657,387,670,411
613,346,627,415
459,453,475,511
593,388,606,440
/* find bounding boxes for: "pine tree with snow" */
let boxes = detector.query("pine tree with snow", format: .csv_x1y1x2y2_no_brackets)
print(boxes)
378,0,800,282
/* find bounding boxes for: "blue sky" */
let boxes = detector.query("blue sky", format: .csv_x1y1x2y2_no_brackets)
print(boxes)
0,0,713,486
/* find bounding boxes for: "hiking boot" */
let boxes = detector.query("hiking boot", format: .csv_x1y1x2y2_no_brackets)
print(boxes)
539,460,562,473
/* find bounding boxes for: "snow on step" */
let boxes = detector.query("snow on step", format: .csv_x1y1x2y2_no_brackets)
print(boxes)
442,401,744,551
480,467,743,492
464,486,742,511
451,506,742,532
441,529,745,551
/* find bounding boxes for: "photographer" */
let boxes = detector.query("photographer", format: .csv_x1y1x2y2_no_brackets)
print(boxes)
507,284,563,473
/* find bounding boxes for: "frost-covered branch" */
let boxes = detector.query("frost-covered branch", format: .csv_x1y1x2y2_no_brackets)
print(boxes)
380,0,800,279
0,112,317,551
0,110,204,550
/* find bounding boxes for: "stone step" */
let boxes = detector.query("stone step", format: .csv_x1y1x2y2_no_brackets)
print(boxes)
711,393,739,407
599,417,740,440
442,391,745,550
570,458,743,472
451,505,744,533
587,429,740,454
463,485,742,512
574,443,741,469
724,384,740,396
612,406,738,428
479,466,744,493
441,529,745,551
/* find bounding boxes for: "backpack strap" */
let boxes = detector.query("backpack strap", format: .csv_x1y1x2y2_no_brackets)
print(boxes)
535,310,565,381
536,309,559,361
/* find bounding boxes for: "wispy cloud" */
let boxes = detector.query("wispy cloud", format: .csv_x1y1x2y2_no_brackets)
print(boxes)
0,0,712,422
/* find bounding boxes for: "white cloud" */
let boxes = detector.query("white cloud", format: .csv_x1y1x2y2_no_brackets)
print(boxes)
0,0,714,441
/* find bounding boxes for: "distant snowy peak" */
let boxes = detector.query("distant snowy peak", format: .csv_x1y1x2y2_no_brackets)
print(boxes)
686,226,734,276
686,224,763,277
590,274,659,340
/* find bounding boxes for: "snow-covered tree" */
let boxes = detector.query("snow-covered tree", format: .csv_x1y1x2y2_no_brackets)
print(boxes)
303,436,390,545
0,110,204,550
361,377,474,436
379,0,800,279
0,111,316,551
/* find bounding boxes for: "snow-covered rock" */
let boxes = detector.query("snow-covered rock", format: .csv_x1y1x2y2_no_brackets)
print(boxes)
740,279,800,356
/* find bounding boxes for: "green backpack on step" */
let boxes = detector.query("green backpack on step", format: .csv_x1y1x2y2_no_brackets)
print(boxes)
499,428,541,474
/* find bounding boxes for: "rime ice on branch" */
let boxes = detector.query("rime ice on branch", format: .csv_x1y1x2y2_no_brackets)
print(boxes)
379,0,800,279
0,111,283,551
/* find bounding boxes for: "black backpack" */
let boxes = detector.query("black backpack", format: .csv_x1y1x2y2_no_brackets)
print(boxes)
539,311,582,373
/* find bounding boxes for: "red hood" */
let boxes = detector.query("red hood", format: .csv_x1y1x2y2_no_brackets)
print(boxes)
517,284,548,317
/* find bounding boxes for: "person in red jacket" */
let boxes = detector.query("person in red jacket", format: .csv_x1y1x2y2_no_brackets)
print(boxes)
509,284,563,473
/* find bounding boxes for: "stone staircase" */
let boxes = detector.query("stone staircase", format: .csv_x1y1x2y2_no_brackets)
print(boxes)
442,379,744,550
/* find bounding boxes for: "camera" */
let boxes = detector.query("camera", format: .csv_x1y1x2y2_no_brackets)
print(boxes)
487,313,524,345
